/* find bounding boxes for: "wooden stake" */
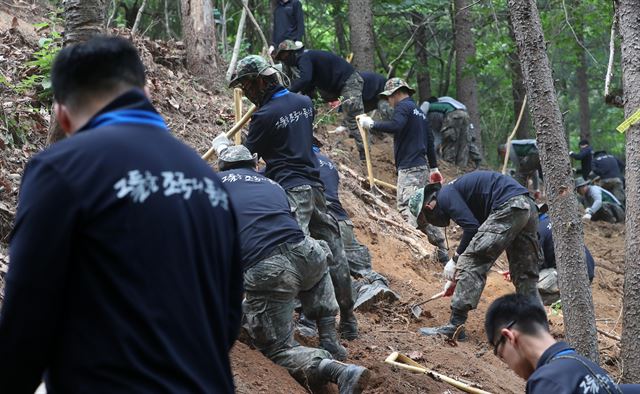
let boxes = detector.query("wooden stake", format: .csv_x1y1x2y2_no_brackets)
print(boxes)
201,105,257,161
355,114,376,189
385,352,492,394
233,88,243,144
501,95,528,175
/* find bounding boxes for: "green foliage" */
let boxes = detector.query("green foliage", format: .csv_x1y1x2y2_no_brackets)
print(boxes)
16,30,61,98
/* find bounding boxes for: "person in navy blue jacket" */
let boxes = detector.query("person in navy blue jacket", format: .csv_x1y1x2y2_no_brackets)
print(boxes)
570,139,593,181
214,54,358,340
0,37,242,394
269,0,305,54
315,147,399,311
358,78,449,265
217,145,370,392
274,42,367,160
409,171,542,339
360,71,393,120
536,204,595,305
591,150,625,205
486,294,630,394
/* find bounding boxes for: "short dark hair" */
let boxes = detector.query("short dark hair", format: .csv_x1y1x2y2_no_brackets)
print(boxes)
579,139,590,146
485,293,548,345
427,96,438,103
218,159,256,172
52,36,146,108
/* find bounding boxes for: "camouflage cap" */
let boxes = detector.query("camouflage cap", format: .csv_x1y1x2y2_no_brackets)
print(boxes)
218,145,256,163
379,77,416,98
408,183,442,223
273,39,304,59
229,55,277,87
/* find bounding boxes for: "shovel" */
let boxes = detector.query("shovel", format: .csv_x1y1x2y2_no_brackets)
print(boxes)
384,352,492,394
410,290,445,319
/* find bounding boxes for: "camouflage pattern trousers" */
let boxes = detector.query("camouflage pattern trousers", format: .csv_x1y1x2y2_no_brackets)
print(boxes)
537,267,560,305
591,202,625,223
451,194,542,313
286,185,355,317
600,177,625,206
340,72,366,159
338,219,386,283
397,165,449,263
441,109,470,167
243,236,337,386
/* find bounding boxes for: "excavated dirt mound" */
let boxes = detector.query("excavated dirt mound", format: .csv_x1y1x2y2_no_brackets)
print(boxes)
0,10,627,393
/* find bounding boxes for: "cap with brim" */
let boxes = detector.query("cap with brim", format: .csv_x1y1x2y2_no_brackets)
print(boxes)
229,55,278,88
536,203,549,214
218,145,257,163
575,178,589,189
273,39,304,59
379,77,416,98
408,182,441,221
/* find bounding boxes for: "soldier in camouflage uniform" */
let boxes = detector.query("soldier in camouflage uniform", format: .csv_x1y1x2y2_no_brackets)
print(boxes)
426,96,471,167
274,40,366,160
215,55,358,341
216,145,370,392
359,79,449,264
409,171,542,339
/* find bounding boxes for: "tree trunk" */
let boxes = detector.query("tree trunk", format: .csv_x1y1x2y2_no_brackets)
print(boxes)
332,0,348,55
453,0,483,160
575,30,591,142
347,0,375,71
507,19,531,139
508,0,599,362
47,0,106,145
131,0,148,36
619,0,640,382
181,0,219,86
226,0,247,82
412,11,431,103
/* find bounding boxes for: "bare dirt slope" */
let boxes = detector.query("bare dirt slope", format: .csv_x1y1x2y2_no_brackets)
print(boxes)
0,11,626,393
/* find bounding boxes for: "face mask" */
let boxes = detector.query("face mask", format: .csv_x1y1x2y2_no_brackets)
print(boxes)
425,205,450,227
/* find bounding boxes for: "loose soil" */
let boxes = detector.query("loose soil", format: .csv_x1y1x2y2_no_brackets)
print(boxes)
0,9,626,393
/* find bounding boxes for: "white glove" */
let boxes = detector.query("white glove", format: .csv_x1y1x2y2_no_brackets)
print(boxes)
212,133,232,155
582,213,592,220
359,116,374,130
569,151,574,156
294,41,303,47
443,258,456,281
268,45,275,55
334,126,347,133
584,207,592,215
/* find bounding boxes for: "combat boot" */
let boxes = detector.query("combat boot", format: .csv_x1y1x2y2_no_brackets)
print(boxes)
317,317,347,361
419,308,467,340
338,311,358,341
295,313,318,338
318,359,371,394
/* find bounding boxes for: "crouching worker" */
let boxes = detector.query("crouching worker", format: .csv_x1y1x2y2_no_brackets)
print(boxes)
575,178,624,224
315,147,399,310
536,204,595,305
409,171,542,339
218,146,370,392
485,294,627,393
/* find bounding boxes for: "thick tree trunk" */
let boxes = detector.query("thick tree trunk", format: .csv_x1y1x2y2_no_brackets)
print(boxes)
453,0,483,161
618,0,640,383
48,0,105,145
347,0,375,71
508,0,599,362
507,20,530,139
412,11,431,103
181,0,219,87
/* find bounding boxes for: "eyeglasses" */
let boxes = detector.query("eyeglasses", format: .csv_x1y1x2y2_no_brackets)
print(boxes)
492,320,517,356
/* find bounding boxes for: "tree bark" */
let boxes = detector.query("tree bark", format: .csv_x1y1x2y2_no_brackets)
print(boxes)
618,0,640,382
573,0,591,140
47,0,106,145
412,11,431,103
508,0,599,362
131,0,148,36
507,19,531,139
347,0,375,71
226,0,247,82
453,0,483,158
181,0,219,86
332,0,348,55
